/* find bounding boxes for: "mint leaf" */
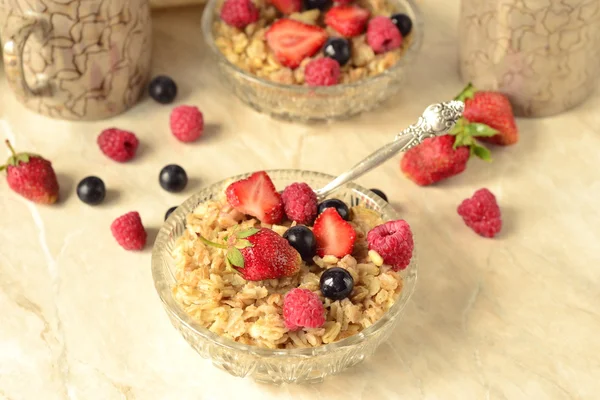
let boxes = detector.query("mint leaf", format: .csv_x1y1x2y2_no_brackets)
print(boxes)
472,144,492,161
226,247,245,268
466,123,498,137
235,227,260,239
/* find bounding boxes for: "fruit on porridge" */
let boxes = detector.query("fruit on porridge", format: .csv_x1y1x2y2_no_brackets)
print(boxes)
172,171,414,348
212,0,415,85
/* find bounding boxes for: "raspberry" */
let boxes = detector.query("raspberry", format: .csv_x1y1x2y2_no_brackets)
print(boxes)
304,58,341,87
366,16,402,54
97,128,139,162
281,182,318,225
457,188,502,238
367,220,413,271
220,0,259,29
283,288,325,331
170,105,204,143
110,211,147,250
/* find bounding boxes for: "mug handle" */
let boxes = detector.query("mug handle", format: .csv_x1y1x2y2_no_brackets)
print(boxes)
2,12,51,99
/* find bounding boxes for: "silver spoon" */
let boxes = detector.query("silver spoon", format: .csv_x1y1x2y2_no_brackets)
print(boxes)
314,100,465,199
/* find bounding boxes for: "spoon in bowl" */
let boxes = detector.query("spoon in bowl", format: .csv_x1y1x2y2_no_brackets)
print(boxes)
314,100,465,199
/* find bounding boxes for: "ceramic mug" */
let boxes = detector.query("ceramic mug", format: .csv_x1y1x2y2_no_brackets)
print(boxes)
458,0,600,117
0,0,152,120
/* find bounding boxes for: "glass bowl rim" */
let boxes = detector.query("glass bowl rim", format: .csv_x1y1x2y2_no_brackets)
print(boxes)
151,169,418,357
200,0,424,94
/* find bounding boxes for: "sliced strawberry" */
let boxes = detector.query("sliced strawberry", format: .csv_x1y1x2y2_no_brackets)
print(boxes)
225,171,284,224
324,5,370,37
265,19,328,69
270,0,301,14
313,207,356,258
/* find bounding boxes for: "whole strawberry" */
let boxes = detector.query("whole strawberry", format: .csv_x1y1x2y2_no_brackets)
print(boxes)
456,83,519,145
198,227,301,281
1,140,59,204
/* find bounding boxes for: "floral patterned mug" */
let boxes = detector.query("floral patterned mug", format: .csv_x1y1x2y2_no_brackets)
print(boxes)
0,0,152,120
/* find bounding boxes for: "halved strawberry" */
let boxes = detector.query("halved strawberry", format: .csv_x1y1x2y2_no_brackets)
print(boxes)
225,171,284,224
265,19,328,69
324,5,370,37
270,0,301,14
313,207,356,258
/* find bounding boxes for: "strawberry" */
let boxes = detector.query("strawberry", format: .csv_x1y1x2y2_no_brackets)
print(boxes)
313,207,356,258
455,83,519,145
198,227,301,281
1,140,59,204
270,0,301,14
225,171,284,224
324,5,370,38
265,19,327,69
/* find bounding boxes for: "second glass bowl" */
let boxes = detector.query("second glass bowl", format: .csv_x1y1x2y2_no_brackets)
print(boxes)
151,170,418,384
200,0,423,122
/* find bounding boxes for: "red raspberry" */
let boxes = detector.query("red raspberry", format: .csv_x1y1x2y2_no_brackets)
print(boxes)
170,105,204,143
97,128,139,162
367,220,414,271
220,0,259,29
366,16,402,54
281,182,318,224
304,58,341,87
283,288,325,331
110,211,147,250
457,188,502,238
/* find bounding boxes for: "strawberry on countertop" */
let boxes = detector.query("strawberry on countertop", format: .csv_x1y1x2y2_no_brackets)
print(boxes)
324,5,370,38
266,18,328,69
226,171,284,224
1,140,59,204
313,207,356,258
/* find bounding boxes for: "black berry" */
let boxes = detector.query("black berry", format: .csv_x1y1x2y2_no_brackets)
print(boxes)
165,206,177,221
324,38,351,66
76,176,106,205
159,164,188,193
305,0,331,10
317,199,349,221
391,13,412,37
149,75,177,104
320,267,354,301
283,225,317,262
369,188,388,202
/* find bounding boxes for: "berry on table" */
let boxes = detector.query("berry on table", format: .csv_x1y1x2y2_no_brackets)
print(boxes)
111,211,147,251
1,140,59,204
77,176,106,205
170,105,204,143
324,37,351,66
324,5,370,38
457,188,502,238
97,128,139,162
220,0,259,28
283,288,326,330
304,0,331,10
159,164,188,193
313,207,356,258
281,182,318,224
366,16,403,54
317,198,350,221
320,267,354,300
390,13,412,37
283,225,317,262
369,188,388,202
165,206,178,221
367,220,413,271
149,75,178,104
304,58,341,87
226,171,284,224
265,19,327,69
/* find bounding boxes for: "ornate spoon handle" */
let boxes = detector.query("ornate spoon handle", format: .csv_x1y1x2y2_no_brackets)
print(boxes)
314,100,465,199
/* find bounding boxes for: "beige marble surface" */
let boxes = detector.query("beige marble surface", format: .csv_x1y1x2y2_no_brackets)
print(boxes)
1,3,599,400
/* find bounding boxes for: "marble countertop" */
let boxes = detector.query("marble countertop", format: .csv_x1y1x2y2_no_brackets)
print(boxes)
1,2,599,400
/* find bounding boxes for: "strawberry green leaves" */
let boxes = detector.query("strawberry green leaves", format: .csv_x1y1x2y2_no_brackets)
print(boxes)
455,82,477,102
226,247,245,268
1,140,38,171
235,227,260,239
449,111,494,162
197,227,259,271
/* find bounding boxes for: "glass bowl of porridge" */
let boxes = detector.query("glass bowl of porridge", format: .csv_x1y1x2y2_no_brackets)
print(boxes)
200,0,423,122
151,169,417,384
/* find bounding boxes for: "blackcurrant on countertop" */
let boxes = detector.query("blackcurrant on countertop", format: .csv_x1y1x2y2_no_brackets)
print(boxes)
0,2,598,399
